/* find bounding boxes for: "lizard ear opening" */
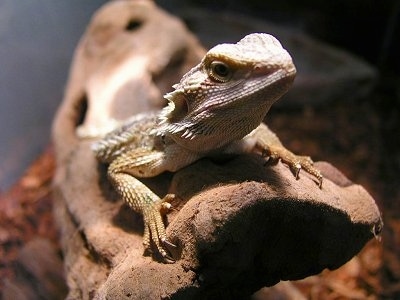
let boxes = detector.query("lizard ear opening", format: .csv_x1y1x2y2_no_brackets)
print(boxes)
167,93,189,123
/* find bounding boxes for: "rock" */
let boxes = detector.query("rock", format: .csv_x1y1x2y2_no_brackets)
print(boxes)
2,238,67,300
52,1,382,299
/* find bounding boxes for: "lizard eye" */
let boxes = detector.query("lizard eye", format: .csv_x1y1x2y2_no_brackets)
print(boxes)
209,61,232,82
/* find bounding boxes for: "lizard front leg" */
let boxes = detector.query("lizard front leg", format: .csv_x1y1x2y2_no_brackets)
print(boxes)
107,149,175,260
251,123,323,187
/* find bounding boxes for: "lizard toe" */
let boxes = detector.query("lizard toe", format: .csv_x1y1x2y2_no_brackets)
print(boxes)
142,205,174,262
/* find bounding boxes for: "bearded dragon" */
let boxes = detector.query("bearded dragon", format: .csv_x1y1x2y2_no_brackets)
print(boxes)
92,33,323,260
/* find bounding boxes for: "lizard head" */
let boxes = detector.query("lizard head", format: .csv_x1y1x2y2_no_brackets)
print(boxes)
157,33,296,152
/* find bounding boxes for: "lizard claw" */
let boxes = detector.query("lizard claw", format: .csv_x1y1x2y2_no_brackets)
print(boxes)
289,160,323,188
157,238,176,263
262,150,280,166
159,250,175,263
162,238,177,248
290,162,301,179
317,176,323,189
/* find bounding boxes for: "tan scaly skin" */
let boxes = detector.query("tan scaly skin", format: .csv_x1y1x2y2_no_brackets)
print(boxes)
92,33,323,261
